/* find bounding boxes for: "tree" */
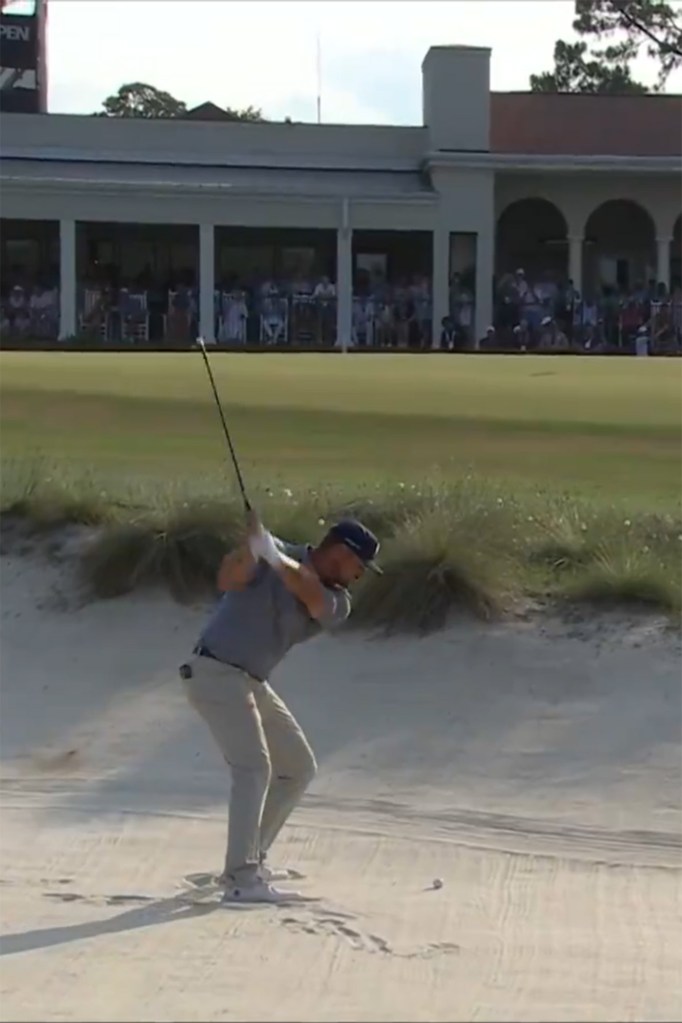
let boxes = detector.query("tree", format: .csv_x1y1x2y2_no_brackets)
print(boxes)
573,0,682,87
222,105,263,122
531,39,649,93
96,82,187,118
95,84,264,121
531,0,682,94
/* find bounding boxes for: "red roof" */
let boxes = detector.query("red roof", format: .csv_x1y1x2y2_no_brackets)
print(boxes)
490,92,682,158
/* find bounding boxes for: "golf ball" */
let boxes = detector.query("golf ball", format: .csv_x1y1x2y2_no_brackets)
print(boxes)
433,877,443,889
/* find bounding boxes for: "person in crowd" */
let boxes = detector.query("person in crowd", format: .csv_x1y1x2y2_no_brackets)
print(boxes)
313,276,336,300
312,276,337,346
635,323,649,357
520,278,543,341
7,284,29,334
260,282,288,345
440,315,457,350
28,282,58,339
512,322,529,352
168,283,193,344
478,325,497,350
410,275,432,349
619,296,644,347
538,315,569,352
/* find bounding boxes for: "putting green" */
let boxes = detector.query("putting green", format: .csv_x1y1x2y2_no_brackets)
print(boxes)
1,352,680,507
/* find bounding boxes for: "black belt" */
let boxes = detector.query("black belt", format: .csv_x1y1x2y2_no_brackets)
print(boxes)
189,646,263,683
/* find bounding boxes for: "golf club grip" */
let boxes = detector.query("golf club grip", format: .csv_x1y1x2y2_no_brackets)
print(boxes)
198,344,250,510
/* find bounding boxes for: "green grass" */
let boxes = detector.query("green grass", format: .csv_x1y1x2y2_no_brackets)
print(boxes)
1,352,681,507
1,352,680,627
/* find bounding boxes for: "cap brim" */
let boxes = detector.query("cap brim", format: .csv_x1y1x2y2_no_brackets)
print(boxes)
366,561,383,575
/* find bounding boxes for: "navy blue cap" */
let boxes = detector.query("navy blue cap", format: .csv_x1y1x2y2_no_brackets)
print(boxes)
327,518,382,574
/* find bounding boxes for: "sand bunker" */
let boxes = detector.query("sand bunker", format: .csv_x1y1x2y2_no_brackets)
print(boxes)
1,535,680,1022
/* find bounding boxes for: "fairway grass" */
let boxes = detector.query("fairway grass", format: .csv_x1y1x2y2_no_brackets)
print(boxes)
1,352,681,507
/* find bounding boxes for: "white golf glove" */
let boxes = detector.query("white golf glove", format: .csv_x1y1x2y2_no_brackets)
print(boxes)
248,526,282,568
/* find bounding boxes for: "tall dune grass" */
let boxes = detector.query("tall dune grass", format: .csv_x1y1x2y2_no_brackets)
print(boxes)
1,458,680,629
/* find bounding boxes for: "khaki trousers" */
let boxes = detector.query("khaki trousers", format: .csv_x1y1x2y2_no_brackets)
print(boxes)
183,656,316,886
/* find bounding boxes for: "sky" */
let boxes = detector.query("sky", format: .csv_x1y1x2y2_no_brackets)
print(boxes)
35,0,682,122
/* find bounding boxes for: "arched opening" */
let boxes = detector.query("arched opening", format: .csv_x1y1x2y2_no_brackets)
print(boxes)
671,214,681,291
583,199,656,297
495,198,568,282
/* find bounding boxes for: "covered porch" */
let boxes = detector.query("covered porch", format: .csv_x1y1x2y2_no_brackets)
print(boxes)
0,157,496,348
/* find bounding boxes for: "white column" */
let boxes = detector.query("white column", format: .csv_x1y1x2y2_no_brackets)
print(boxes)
58,218,76,340
474,227,494,347
199,223,215,343
431,225,450,348
336,200,352,352
568,235,584,294
656,237,671,290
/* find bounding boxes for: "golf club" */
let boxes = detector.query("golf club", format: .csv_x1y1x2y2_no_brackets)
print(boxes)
196,336,251,513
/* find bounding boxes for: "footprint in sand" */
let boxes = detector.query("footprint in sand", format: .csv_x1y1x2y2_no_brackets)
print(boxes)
280,913,459,958
42,891,156,906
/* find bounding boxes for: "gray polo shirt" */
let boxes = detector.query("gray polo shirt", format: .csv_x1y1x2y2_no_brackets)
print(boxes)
197,540,351,681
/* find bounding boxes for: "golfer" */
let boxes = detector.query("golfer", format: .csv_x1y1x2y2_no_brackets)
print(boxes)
181,513,381,903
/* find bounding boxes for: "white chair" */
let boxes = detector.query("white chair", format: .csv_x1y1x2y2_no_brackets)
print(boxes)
80,288,108,341
290,293,318,346
260,295,289,345
120,290,149,343
351,296,375,347
218,290,248,344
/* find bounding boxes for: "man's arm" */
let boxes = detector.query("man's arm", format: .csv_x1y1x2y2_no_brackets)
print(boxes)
250,530,350,625
216,509,261,592
216,543,258,592
270,551,333,621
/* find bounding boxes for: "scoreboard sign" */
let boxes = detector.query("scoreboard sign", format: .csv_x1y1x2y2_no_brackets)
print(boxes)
0,0,47,113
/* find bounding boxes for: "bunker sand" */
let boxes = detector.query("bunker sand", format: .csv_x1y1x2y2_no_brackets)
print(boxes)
1,548,680,1022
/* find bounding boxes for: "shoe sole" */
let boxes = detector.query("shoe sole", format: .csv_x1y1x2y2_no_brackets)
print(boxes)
182,869,305,889
221,891,320,906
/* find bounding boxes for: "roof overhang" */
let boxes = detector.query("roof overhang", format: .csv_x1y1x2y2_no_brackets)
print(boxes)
425,151,681,174
0,158,437,203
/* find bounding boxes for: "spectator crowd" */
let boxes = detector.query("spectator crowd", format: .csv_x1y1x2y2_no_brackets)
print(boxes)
485,269,682,356
1,264,681,356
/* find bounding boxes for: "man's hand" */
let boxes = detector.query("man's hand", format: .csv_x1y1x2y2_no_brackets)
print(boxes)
246,507,261,534
248,524,282,568
245,507,268,560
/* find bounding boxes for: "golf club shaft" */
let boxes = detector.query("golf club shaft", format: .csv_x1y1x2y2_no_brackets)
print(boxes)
197,338,251,513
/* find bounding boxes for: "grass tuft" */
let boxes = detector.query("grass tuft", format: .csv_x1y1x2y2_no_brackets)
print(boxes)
564,543,681,616
1,460,113,531
352,498,521,633
82,499,246,601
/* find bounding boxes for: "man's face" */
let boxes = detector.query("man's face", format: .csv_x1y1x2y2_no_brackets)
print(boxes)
317,543,367,588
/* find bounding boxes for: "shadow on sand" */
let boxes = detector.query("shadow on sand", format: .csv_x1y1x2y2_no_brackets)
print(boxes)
0,892,265,958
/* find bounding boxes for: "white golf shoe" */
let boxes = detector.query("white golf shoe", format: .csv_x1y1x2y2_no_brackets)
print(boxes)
213,864,303,886
221,878,305,904
259,863,304,883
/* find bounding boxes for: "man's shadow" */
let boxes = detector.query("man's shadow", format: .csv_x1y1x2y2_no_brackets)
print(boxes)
0,893,220,957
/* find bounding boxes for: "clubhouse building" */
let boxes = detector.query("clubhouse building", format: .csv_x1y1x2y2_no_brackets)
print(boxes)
0,45,680,347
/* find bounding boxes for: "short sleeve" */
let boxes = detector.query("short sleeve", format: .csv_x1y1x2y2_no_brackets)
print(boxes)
317,587,351,629
276,538,308,562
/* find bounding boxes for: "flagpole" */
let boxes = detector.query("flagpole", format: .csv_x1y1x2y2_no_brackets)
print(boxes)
316,32,322,124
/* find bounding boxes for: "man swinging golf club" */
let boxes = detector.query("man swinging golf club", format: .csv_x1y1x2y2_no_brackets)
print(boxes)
181,510,381,903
